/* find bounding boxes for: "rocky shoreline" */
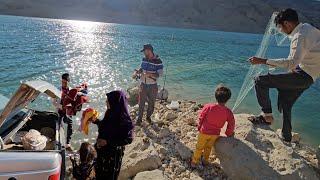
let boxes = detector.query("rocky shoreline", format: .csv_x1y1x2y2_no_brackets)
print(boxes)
119,100,320,180
66,98,320,179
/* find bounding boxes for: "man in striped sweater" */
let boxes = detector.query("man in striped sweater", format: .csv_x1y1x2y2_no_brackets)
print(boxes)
133,44,164,125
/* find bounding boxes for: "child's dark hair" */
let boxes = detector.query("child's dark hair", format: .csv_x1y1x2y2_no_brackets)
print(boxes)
274,8,299,26
215,85,231,104
79,142,96,164
62,73,70,82
71,142,97,180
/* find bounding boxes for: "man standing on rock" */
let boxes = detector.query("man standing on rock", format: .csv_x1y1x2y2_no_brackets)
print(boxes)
132,44,163,125
249,8,320,142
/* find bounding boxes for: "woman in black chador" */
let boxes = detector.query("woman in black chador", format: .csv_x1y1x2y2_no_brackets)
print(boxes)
93,90,134,180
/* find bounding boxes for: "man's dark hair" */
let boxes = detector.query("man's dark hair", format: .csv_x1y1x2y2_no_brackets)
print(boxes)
274,8,299,26
62,73,70,81
215,85,232,104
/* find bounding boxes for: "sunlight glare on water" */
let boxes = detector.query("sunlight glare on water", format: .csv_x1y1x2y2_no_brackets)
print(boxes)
0,15,319,147
59,19,130,113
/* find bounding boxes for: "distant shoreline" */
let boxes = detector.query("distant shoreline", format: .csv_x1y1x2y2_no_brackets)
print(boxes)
0,13,265,35
0,0,319,35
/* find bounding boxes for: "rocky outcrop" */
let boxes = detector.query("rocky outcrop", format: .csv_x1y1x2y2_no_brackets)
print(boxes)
125,100,226,179
123,100,319,180
216,114,319,180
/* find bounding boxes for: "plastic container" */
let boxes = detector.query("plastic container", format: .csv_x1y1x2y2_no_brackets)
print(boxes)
166,101,180,110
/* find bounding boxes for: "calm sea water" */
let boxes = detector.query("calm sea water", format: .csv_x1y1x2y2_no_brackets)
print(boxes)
0,15,319,147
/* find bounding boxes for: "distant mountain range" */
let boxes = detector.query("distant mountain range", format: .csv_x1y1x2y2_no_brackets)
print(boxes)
0,0,319,33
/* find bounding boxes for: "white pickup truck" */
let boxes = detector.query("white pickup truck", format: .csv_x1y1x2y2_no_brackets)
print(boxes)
0,80,66,180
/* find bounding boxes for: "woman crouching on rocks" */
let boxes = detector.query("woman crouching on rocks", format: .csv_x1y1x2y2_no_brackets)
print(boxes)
92,90,134,180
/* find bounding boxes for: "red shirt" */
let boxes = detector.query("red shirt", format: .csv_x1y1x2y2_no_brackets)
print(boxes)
198,103,235,136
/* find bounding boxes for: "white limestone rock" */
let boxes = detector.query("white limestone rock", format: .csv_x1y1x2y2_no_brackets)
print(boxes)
134,169,166,180
119,137,162,180
216,114,319,180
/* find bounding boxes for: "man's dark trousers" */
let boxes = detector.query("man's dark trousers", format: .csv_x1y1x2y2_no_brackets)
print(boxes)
59,114,73,145
255,70,313,141
137,83,158,122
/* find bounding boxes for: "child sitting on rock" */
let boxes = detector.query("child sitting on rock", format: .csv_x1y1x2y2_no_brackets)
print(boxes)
191,85,235,167
70,142,97,180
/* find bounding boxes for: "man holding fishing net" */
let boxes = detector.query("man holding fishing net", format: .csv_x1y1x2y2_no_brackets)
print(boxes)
249,8,320,142
132,44,164,125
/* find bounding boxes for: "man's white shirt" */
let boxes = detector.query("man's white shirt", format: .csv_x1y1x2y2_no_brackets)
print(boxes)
267,23,320,81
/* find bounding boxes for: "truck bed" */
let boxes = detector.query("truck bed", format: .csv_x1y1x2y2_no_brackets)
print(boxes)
2,111,59,151
0,151,61,180
0,111,66,179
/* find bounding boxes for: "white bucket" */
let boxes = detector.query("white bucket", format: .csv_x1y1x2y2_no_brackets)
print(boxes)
166,101,179,110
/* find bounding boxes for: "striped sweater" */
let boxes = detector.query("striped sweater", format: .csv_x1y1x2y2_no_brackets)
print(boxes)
140,55,164,84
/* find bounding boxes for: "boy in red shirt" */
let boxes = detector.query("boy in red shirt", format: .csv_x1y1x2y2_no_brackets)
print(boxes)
191,85,235,167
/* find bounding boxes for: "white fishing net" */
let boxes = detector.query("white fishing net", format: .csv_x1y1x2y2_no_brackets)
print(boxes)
232,12,290,112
